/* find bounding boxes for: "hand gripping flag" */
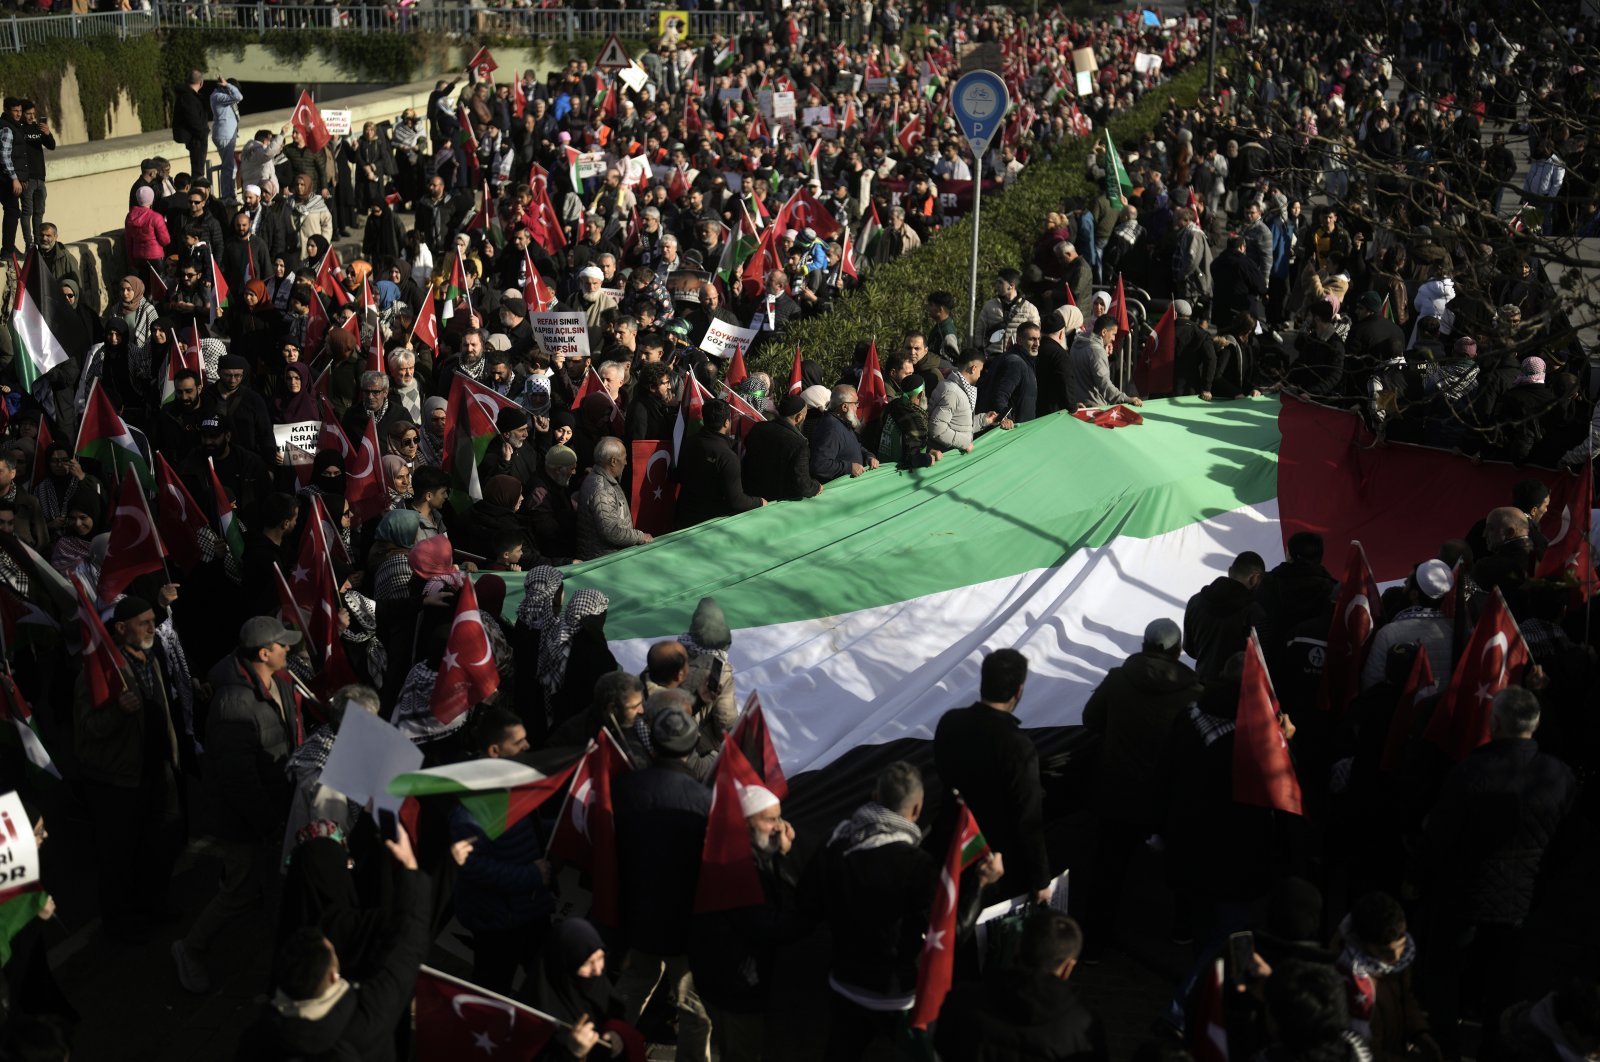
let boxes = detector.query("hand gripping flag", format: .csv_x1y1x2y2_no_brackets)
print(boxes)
1233,629,1304,815
909,802,990,1029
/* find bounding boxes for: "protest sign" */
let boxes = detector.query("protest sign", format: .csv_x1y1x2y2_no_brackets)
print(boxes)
699,319,760,360
321,109,352,137
0,791,40,896
802,105,834,128
318,705,424,818
576,152,607,180
273,420,320,459
773,90,797,121
531,312,592,360
1134,52,1163,75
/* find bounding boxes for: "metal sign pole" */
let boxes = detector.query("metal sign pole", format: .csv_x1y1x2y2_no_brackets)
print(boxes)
949,70,1009,352
968,174,983,345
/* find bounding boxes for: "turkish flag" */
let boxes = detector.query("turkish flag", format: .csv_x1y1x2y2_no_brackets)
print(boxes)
857,340,889,427
153,453,209,573
840,226,859,282
1423,588,1531,761
909,802,990,1029
290,492,342,650
730,691,787,799
304,288,330,356
1111,274,1130,336
773,188,842,239
72,574,128,711
1233,630,1304,815
546,729,631,927
787,347,804,395
1071,405,1144,428
292,90,331,153
896,113,925,157
667,166,690,201
430,578,500,725
693,736,770,914
571,364,605,411
1316,540,1382,714
315,246,349,307
99,471,167,600
724,345,749,389
414,966,556,1060
465,46,498,85
1134,303,1175,397
629,439,677,536
1381,644,1439,774
1534,468,1597,596
408,284,439,351
319,398,387,523
523,252,556,312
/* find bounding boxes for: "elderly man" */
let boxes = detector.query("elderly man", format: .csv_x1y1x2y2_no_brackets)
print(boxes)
343,369,406,441
389,349,424,423
810,385,880,482
562,265,618,350
577,436,652,560
690,781,801,1061
1362,559,1456,689
1068,314,1143,411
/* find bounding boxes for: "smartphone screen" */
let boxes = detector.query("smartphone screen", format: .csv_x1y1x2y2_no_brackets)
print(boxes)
1228,930,1256,987
378,808,398,843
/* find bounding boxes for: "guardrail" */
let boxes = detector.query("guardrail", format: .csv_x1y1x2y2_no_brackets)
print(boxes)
0,4,764,52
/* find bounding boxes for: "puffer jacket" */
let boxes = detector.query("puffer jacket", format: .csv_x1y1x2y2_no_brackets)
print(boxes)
123,206,171,260
1424,738,1577,925
576,468,646,559
448,805,554,933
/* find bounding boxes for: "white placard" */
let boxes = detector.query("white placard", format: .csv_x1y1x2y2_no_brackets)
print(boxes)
1134,52,1163,75
757,90,774,118
600,286,625,303
273,420,321,460
699,319,760,360
802,105,834,128
530,311,592,360
773,90,796,121
317,706,424,818
321,109,352,137
974,868,1070,966
1076,70,1095,96
576,151,608,180
718,87,744,103
618,65,649,92
623,154,651,187
0,791,39,895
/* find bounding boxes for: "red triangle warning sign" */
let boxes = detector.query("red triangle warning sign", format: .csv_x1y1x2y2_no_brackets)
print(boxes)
595,35,632,72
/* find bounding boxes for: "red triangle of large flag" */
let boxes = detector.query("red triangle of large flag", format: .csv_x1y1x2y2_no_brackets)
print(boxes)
430,578,500,724
1423,588,1532,761
730,692,787,799
99,471,167,600
292,91,331,153
153,453,209,573
545,730,631,926
857,339,889,426
1233,629,1304,815
694,736,771,914
1316,540,1382,713
72,574,128,711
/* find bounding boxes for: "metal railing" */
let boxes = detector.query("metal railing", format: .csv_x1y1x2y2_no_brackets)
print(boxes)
0,3,757,51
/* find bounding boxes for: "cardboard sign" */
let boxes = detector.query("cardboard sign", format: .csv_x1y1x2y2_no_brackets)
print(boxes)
1134,52,1163,75
317,705,423,818
0,791,40,896
865,77,893,94
530,311,592,360
576,151,608,180
773,90,797,121
718,87,744,103
321,109,352,137
618,64,649,93
1072,46,1097,73
699,319,760,360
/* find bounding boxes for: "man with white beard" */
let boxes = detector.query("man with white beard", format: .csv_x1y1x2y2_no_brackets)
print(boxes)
559,265,618,351
388,349,424,424
809,384,881,483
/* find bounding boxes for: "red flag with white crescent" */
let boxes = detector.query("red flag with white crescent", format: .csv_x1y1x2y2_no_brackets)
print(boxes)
430,578,500,724
291,91,331,153
1423,588,1532,761
98,471,167,600
546,729,632,926
153,453,209,573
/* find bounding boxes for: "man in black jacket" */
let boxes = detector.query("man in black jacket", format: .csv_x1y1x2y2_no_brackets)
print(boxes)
612,710,714,1060
1034,309,1075,416
1210,232,1267,327
743,393,822,502
808,761,1002,1060
1423,687,1579,1055
241,826,432,1061
935,909,1108,1062
172,70,211,185
809,385,880,483
933,648,1051,904
677,399,766,526
1183,551,1267,682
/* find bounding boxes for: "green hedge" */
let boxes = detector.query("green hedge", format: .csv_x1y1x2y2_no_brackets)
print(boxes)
758,61,1214,383
0,36,166,141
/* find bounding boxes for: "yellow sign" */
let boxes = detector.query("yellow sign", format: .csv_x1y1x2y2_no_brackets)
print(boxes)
658,10,690,42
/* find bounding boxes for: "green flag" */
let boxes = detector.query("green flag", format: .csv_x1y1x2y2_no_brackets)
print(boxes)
1104,128,1132,202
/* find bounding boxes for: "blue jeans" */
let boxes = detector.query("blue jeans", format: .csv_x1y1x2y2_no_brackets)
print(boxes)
212,136,238,201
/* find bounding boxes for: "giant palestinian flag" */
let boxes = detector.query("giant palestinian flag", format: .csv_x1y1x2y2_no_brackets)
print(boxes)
485,396,1597,824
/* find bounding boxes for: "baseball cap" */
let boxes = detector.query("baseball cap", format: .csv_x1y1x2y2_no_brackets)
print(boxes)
240,615,303,649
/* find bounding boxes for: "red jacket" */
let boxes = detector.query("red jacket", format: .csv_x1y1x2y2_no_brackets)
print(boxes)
124,205,171,260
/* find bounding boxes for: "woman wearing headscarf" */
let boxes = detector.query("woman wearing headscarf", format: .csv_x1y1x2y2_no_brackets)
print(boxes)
1492,356,1556,462
50,491,102,575
102,276,160,400
124,187,170,275
465,475,542,570
537,588,617,730
418,396,449,468
302,233,332,279
36,442,103,539
362,201,406,263
512,566,564,738
58,277,101,343
528,918,646,1060
273,362,319,424
368,508,421,602
227,279,283,373
382,456,413,510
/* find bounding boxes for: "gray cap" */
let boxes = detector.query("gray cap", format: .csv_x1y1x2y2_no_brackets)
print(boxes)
1143,618,1182,652
651,709,699,756
240,615,303,650
1173,299,1193,318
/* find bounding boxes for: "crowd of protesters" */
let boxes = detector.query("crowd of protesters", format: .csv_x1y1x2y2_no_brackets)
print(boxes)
0,0,1598,1059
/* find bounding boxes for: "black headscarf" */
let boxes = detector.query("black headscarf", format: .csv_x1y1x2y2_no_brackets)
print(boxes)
278,838,389,977
529,918,611,1024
